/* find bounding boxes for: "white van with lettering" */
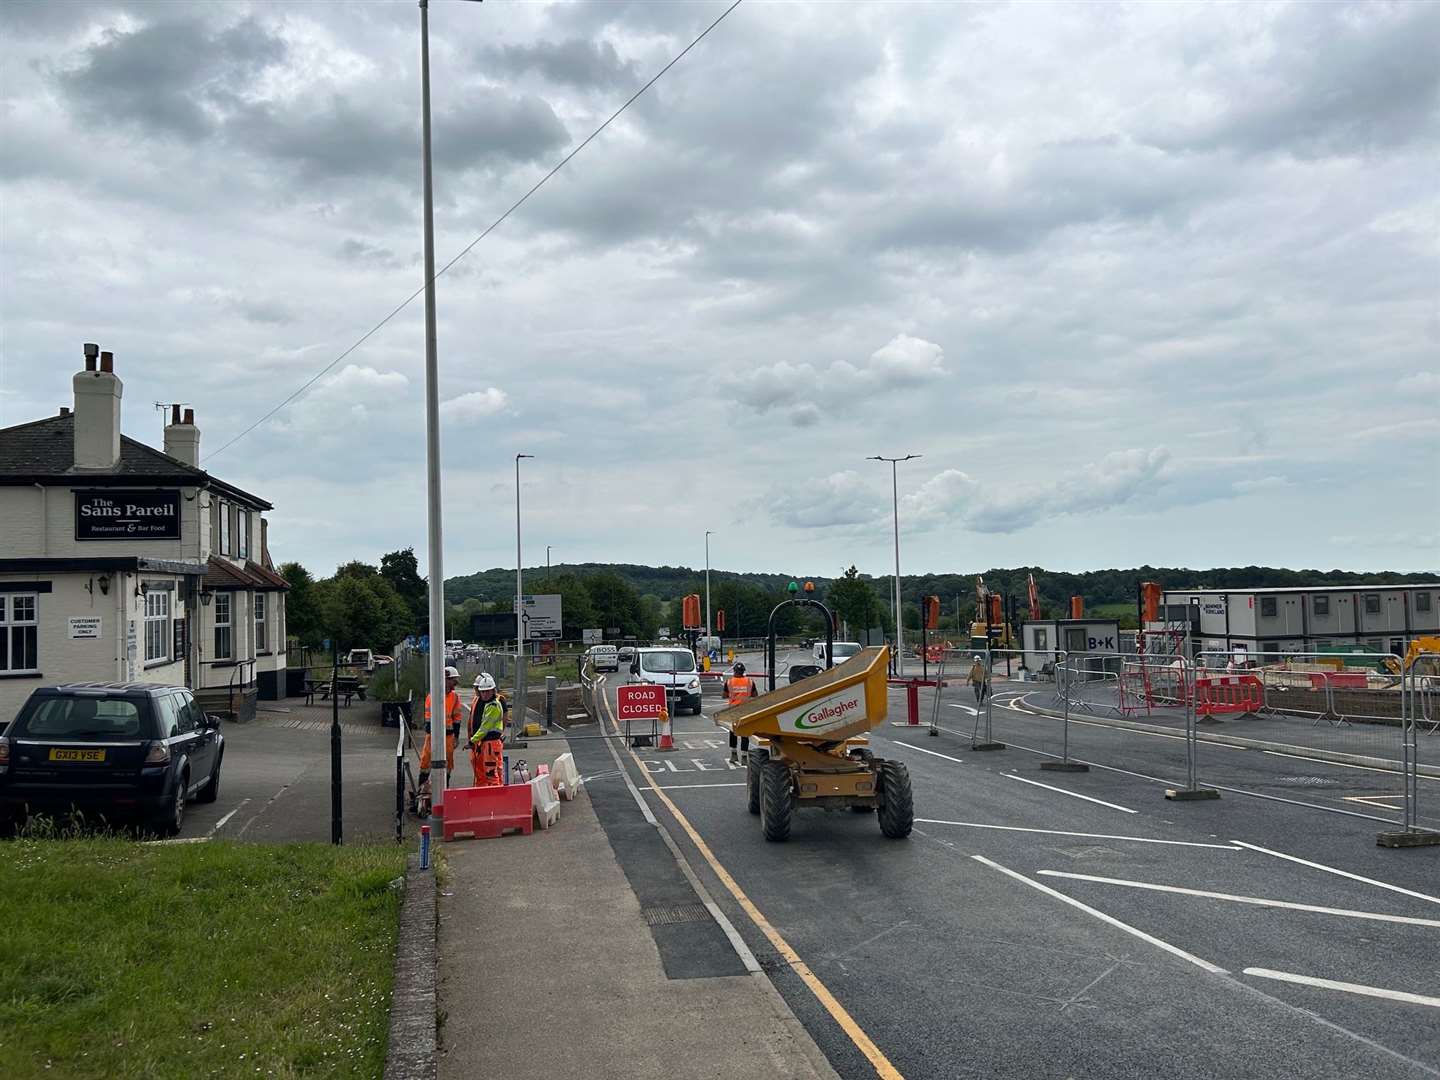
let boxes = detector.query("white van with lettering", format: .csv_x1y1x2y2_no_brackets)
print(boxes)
587,644,619,673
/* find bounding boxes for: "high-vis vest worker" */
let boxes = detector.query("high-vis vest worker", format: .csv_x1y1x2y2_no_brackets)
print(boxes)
470,699,506,743
726,677,756,706
426,690,464,732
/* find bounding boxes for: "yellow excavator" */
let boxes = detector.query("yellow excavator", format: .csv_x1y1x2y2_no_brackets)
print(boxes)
1384,636,1440,677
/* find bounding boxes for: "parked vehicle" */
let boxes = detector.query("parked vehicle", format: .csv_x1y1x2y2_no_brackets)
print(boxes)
631,648,703,716
0,683,224,836
788,664,822,684
617,646,637,666
587,644,619,672
813,641,863,666
347,648,376,673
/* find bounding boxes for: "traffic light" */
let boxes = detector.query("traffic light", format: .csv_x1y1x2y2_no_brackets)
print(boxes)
682,593,702,629
803,580,815,593
715,609,725,632
922,595,940,630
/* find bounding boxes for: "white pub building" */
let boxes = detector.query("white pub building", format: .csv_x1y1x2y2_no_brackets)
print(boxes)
0,345,288,721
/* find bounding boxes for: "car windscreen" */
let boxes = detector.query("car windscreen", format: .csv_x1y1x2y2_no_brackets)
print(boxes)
641,651,696,673
10,696,152,740
831,644,861,660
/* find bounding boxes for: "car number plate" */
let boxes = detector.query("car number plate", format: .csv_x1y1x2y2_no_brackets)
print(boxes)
49,748,106,762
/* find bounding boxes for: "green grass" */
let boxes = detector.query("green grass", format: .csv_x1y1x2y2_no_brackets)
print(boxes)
0,835,406,1079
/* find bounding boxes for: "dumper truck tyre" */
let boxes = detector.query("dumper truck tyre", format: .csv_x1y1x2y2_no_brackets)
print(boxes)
746,749,766,815
876,759,914,839
760,759,794,841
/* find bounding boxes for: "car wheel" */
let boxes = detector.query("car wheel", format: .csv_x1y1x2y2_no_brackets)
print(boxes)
153,770,187,837
196,751,222,804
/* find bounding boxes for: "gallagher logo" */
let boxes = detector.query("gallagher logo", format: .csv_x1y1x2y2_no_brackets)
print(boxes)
795,694,862,730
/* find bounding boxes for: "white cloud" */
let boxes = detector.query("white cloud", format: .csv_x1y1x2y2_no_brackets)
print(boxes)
868,334,946,383
763,471,884,529
440,388,510,422
1233,475,1291,494
1399,371,1439,395
323,364,408,395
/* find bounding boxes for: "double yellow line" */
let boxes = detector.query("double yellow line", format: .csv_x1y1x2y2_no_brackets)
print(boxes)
600,683,905,1080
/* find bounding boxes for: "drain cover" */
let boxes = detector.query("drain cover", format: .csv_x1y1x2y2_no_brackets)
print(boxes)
641,903,712,927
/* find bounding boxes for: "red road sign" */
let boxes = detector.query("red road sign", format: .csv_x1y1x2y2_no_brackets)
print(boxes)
617,683,666,722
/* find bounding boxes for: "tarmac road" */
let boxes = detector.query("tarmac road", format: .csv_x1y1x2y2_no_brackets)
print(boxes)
589,659,1440,1080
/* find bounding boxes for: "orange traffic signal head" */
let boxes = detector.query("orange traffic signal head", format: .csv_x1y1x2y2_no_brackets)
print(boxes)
803,580,815,593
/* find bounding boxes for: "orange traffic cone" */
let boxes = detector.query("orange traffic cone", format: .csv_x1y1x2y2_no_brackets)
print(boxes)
657,709,676,752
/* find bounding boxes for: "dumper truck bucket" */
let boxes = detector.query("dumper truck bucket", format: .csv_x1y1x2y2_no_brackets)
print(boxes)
716,646,891,743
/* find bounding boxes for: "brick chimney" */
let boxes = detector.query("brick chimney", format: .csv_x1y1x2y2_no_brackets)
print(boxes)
73,344,123,470
164,405,201,468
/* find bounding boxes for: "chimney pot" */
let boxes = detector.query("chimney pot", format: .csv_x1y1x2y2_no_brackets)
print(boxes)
183,408,195,425
171,404,181,425
99,351,114,373
60,406,70,416
83,343,99,371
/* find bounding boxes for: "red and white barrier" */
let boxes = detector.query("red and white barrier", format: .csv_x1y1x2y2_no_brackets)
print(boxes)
1195,674,1263,716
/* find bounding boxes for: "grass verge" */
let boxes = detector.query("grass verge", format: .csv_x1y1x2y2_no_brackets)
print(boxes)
0,836,406,1079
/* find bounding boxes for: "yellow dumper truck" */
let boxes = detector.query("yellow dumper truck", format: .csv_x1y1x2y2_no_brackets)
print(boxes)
715,646,913,842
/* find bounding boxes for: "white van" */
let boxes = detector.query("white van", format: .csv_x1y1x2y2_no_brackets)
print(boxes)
588,644,619,673
631,647,703,716
813,641,863,666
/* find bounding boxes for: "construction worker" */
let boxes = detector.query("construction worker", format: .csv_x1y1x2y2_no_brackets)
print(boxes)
725,662,760,764
418,666,464,803
968,655,990,705
468,673,508,787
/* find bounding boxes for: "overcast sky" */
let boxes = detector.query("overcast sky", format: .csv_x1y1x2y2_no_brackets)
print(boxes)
2,0,1436,581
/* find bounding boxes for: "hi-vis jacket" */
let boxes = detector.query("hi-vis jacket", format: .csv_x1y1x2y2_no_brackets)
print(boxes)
469,698,507,743
725,677,758,706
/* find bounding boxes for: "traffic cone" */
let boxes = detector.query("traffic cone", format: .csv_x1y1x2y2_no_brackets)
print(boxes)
657,709,676,752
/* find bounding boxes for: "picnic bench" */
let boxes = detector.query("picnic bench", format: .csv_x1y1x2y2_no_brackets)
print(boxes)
308,675,365,706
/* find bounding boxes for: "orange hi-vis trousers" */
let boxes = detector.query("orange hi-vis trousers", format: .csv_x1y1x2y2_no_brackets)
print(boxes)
420,728,457,774
470,733,505,787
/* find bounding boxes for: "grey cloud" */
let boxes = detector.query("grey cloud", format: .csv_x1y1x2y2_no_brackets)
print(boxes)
1150,3,1440,157
481,38,637,89
59,15,286,139
761,471,884,530
337,238,404,269
232,298,294,325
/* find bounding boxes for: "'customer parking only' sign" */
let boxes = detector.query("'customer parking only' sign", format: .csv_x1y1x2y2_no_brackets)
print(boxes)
75,490,181,540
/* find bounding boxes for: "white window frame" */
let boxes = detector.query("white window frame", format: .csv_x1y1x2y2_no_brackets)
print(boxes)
219,500,230,556
0,593,40,675
144,588,171,664
214,592,233,660
1312,595,1330,617
238,511,249,561
255,592,268,653
1364,594,1381,615
1259,596,1278,618
1417,592,1433,613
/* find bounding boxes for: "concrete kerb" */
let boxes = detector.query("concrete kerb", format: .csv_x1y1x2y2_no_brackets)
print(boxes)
384,852,438,1080
1014,693,1440,780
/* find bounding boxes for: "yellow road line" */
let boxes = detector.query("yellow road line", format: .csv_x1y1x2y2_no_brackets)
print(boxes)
600,680,904,1080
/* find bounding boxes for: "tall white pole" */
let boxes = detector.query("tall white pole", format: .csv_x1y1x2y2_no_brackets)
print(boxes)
891,460,902,675
705,530,712,657
868,454,919,677
419,0,446,807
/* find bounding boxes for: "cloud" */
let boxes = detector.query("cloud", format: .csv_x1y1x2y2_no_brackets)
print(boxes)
481,38,638,89
1232,476,1291,495
440,388,509,422
763,471,884,530
1399,372,1440,395
324,365,409,395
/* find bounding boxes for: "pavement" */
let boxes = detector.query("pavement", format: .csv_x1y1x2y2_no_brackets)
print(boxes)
178,695,402,843
434,731,839,1080
573,650,1440,1080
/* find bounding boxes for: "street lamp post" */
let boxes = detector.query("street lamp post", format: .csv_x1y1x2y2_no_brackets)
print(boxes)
515,454,534,654
418,0,447,808
867,454,920,676
705,531,713,661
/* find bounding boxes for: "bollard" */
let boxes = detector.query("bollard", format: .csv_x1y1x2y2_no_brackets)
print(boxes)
906,681,920,725
420,824,431,869
545,675,557,728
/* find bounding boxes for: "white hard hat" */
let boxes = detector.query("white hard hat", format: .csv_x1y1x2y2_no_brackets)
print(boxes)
444,666,459,679
474,673,496,691
973,655,982,661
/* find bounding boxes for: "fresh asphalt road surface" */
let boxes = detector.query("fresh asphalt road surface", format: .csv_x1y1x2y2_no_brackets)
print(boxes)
590,658,1440,1080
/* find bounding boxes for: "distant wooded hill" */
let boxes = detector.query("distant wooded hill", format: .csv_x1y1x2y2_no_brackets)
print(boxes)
446,562,1440,621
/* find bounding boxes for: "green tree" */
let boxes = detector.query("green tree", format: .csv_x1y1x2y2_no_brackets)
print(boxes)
585,571,643,637
279,561,321,647
315,575,412,653
826,566,880,641
380,547,427,631
333,560,380,581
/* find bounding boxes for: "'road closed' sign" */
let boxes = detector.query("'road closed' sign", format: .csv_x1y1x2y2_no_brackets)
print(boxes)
617,683,666,721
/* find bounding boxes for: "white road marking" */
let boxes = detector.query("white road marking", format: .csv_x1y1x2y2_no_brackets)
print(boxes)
1035,871,1440,929
915,819,1238,850
207,798,249,838
946,703,980,715
1344,795,1405,810
656,782,747,790
893,742,966,765
971,855,1227,974
1232,841,1440,907
1243,968,1440,1009
1005,772,1137,814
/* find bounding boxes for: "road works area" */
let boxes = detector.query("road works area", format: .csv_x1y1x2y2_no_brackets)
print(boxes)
554,646,1440,1080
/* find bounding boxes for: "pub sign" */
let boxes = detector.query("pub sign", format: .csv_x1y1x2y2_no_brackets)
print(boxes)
75,489,182,541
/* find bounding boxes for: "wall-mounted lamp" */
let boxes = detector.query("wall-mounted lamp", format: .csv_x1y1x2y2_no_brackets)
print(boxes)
200,589,213,607
136,581,150,599
97,574,110,596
